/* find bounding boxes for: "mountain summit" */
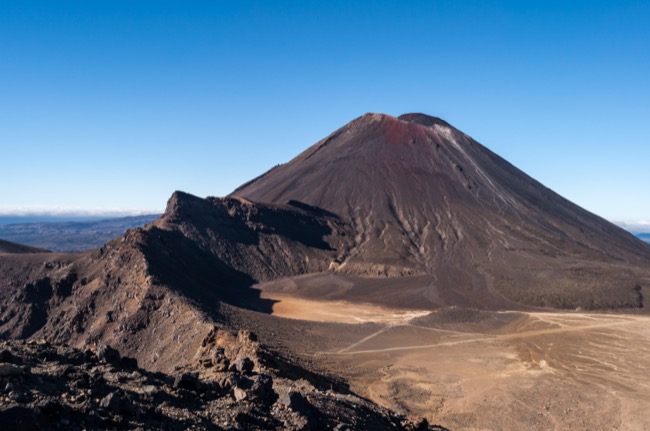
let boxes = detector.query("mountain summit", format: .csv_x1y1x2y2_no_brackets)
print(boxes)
234,113,650,309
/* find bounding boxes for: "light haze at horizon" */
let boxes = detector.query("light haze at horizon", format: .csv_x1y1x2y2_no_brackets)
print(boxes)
1,1,648,228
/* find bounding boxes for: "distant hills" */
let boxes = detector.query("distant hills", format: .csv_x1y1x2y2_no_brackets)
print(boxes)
0,214,160,252
0,239,49,254
639,233,650,244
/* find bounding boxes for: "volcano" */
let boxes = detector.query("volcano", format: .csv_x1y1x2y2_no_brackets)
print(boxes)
234,113,650,309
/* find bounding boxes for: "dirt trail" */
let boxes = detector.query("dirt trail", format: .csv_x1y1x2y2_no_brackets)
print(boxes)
333,315,637,355
262,296,650,430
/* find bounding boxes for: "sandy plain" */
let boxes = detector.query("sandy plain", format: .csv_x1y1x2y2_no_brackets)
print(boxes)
261,291,650,430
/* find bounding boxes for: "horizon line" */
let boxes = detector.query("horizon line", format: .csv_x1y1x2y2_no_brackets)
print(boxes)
0,207,648,233
0,207,163,218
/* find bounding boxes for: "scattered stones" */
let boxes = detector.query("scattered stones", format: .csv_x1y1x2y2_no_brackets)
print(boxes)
0,339,441,431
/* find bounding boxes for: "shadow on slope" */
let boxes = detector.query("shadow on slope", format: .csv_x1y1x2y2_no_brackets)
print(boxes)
141,226,278,314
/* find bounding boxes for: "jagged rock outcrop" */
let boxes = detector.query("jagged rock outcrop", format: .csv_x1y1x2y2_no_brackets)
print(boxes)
0,336,442,430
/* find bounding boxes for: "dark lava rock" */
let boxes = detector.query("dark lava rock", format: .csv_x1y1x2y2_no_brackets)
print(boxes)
64,349,87,365
231,356,254,375
0,336,437,430
212,348,230,372
0,406,39,431
173,372,200,391
96,344,120,365
246,374,275,405
120,356,138,369
216,372,241,391
277,390,310,414
35,399,65,421
0,363,24,377
99,391,135,415
0,349,17,364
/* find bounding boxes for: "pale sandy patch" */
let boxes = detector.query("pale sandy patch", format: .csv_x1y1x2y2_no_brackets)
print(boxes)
261,292,430,324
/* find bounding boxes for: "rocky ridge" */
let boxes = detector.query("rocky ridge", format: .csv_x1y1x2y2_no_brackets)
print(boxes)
0,330,439,430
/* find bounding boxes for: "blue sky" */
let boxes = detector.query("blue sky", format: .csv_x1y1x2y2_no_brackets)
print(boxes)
1,1,648,227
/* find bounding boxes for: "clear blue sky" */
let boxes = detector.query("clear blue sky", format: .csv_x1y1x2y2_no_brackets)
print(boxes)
1,1,648,226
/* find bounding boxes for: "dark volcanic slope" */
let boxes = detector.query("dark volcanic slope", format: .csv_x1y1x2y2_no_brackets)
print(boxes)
0,239,49,255
235,113,650,309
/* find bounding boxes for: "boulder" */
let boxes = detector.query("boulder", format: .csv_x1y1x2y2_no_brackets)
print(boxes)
120,356,138,369
174,372,200,391
96,344,121,365
0,349,18,364
277,390,310,414
0,363,24,377
231,356,254,375
233,386,247,401
99,391,135,415
248,374,275,405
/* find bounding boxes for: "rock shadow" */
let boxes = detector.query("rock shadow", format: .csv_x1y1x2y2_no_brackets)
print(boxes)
141,227,277,315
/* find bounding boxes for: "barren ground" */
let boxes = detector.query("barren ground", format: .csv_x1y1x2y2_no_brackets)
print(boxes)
261,290,650,430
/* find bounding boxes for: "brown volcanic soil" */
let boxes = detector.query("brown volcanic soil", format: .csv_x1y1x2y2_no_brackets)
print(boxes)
235,299,650,430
